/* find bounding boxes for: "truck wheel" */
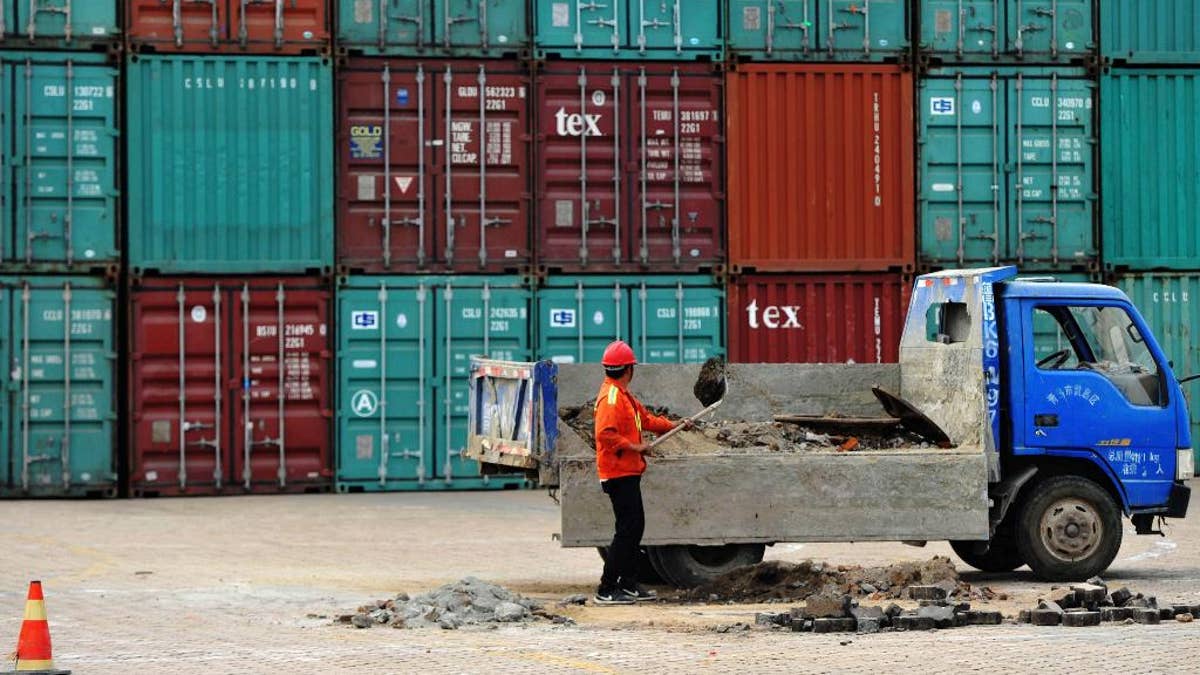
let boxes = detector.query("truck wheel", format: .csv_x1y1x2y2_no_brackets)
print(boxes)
595,547,664,585
1015,476,1123,582
646,544,766,589
949,538,1024,573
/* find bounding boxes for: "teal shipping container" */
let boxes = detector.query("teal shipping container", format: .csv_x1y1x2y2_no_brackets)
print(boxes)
1102,1,1200,64
2,0,118,46
918,0,1093,62
536,275,724,364
1114,273,1200,473
336,276,531,492
533,0,723,60
1,52,119,272
336,0,527,56
0,276,117,497
126,55,335,275
917,67,1096,269
727,0,908,62
1101,70,1200,270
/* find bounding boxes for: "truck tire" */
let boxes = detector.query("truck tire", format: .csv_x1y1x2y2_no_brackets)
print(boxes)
645,544,766,589
1015,476,1123,582
595,547,665,585
949,538,1024,573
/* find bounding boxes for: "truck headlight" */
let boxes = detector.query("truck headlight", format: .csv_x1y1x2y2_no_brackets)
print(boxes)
1177,449,1195,480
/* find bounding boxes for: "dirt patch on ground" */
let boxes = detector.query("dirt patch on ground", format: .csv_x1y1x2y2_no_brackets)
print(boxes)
685,557,963,603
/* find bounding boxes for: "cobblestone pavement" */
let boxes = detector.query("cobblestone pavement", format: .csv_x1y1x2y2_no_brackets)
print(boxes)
1,484,1198,674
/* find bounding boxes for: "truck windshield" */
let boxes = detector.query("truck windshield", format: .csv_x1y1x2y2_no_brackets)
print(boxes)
1032,305,1164,407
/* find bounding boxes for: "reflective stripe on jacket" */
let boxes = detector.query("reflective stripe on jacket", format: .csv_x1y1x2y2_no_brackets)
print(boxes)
593,377,675,480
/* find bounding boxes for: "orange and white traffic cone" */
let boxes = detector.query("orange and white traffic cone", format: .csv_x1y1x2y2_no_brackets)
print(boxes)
2,581,70,675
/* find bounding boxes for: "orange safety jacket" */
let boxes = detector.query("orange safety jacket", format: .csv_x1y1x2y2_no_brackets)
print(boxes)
593,377,675,480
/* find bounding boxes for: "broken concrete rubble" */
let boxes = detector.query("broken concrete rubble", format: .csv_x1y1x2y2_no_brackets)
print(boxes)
339,577,552,631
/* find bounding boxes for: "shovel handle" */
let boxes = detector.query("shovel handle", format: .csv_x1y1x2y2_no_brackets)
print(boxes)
647,399,724,450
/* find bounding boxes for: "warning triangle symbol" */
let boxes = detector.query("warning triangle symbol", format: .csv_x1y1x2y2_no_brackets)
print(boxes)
395,176,414,193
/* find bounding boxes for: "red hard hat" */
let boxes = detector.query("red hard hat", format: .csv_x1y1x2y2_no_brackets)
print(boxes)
601,340,637,367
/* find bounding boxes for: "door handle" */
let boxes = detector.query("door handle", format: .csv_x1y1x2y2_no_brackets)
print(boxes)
1034,414,1059,427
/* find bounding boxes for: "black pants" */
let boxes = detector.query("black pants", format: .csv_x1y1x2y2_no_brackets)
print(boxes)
600,475,645,590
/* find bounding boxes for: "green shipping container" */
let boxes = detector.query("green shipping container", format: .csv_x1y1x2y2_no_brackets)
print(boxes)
126,55,335,275
533,0,723,60
1114,273,1200,473
1,52,119,272
336,276,530,491
1102,1,1200,64
918,0,1093,61
0,276,117,497
336,0,528,56
727,0,908,62
918,67,1096,269
536,275,725,364
1101,70,1200,270
3,0,118,46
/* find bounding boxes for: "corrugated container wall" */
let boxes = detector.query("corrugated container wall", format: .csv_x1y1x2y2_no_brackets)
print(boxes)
0,277,118,497
2,0,119,47
126,56,335,275
917,67,1096,269
128,278,333,497
337,58,532,274
126,0,329,54
1102,1,1200,64
727,273,911,364
1101,70,1200,270
533,0,723,61
536,63,724,273
336,0,528,57
727,0,909,62
726,65,914,273
1,52,120,273
535,275,724,365
1114,273,1200,471
918,0,1094,62
336,276,530,491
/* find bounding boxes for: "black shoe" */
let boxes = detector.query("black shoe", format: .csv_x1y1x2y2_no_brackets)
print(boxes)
619,583,658,601
593,588,636,605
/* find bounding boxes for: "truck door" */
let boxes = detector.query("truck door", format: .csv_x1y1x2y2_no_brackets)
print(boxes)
1016,300,1177,507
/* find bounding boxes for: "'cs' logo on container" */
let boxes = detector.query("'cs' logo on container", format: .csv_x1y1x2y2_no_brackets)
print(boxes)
930,97,955,116
550,308,576,328
351,311,379,330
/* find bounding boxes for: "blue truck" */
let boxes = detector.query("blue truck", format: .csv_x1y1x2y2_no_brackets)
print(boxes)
467,267,1192,584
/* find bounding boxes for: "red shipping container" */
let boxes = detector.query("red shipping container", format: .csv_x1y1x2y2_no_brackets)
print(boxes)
337,58,532,273
727,273,912,364
128,278,333,497
726,65,915,273
536,62,725,273
126,0,329,54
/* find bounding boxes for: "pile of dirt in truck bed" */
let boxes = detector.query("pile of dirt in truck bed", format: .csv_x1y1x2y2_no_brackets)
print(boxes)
338,577,567,630
685,557,962,603
559,405,926,454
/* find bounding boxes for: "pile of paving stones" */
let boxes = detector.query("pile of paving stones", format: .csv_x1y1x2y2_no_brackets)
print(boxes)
749,583,1004,635
338,577,568,630
1017,577,1200,627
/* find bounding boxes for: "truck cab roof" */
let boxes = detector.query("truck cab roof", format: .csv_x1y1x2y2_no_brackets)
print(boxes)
1002,279,1130,304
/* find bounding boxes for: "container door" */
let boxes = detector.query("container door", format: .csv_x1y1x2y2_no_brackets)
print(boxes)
436,0,526,54
130,284,227,495
629,0,720,56
920,0,999,58
13,56,119,268
230,282,331,492
534,0,622,56
629,280,723,363
338,0,426,51
126,0,226,50
339,61,435,272
536,280,623,363
1,60,10,263
1007,0,1092,59
919,73,1003,264
1008,73,1095,266
630,65,723,269
536,67,624,270
727,0,815,59
822,0,906,59
230,0,328,52
15,0,118,42
337,282,433,487
436,63,531,272
436,280,532,482
3,5,16,39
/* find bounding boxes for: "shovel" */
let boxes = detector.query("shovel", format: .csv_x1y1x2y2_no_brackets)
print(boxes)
647,357,727,450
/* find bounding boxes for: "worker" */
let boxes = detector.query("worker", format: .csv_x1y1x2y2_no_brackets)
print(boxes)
592,340,689,605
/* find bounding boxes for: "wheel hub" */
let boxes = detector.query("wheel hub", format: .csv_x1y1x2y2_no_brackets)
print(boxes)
1039,497,1102,562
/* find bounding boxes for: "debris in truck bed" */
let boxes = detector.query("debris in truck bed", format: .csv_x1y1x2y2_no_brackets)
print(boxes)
338,577,561,630
685,557,961,604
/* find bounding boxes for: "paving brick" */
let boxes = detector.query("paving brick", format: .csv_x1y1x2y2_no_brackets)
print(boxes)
804,594,852,619
1031,609,1063,626
812,618,857,633
1073,584,1107,605
895,615,937,631
1063,611,1102,627
1110,587,1134,607
856,617,882,634
1134,609,1162,625
1102,607,1132,622
908,586,948,601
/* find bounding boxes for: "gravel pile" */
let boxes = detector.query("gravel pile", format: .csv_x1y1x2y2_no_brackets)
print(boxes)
339,577,554,630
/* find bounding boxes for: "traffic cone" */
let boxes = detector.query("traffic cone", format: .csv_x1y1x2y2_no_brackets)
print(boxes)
1,581,70,675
